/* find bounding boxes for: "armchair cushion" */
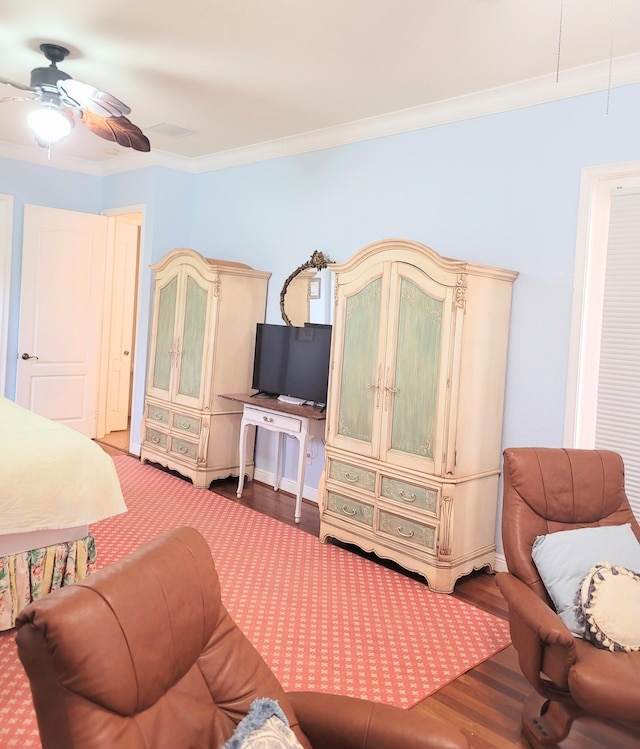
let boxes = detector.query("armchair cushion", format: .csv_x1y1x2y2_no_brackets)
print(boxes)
531,523,640,635
578,563,640,652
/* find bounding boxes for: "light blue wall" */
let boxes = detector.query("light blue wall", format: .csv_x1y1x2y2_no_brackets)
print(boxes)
102,166,197,262
0,158,102,396
2,83,640,547
190,84,640,458
1,162,196,444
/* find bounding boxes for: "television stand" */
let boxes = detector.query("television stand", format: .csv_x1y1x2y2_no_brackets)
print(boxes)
219,393,327,523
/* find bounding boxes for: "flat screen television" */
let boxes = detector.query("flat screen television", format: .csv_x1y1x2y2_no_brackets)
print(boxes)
251,323,332,405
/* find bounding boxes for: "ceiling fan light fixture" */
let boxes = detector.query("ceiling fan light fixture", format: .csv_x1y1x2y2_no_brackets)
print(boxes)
3,42,149,153
27,102,73,146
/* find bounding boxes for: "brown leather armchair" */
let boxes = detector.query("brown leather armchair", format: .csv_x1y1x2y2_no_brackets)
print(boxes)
16,526,469,749
496,447,640,748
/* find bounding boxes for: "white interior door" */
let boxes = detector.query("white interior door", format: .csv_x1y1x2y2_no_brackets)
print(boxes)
0,194,13,397
105,214,139,433
16,205,108,436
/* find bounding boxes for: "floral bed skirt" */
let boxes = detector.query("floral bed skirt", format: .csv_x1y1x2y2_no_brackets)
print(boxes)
0,534,97,631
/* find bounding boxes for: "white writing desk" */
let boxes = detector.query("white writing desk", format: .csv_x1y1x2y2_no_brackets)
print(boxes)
220,393,326,523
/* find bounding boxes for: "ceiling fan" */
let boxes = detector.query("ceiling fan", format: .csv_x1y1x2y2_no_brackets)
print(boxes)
0,43,150,152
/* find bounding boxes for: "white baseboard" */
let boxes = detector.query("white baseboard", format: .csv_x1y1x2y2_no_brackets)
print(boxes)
493,552,507,573
252,468,509,570
253,467,319,504
140,448,507,570
252,468,508,575
127,453,319,504
132,451,507,570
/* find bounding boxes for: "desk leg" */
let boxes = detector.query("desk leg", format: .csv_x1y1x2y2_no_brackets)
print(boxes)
237,418,249,498
273,431,284,491
293,430,309,524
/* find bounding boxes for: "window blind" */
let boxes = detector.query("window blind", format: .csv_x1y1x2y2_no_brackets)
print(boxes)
595,191,640,519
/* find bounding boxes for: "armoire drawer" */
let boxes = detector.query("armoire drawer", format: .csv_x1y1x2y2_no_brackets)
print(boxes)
377,510,437,552
380,475,438,515
172,411,201,436
328,459,376,494
144,427,168,450
170,436,198,462
147,404,170,426
326,491,374,527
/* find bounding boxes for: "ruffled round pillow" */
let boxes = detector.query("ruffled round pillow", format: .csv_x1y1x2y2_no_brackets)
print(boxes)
577,562,640,652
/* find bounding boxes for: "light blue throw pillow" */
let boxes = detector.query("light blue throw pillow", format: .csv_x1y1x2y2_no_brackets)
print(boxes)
531,523,640,635
223,698,303,749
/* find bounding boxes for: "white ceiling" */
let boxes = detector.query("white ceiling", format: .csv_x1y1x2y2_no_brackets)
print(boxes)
1,0,640,168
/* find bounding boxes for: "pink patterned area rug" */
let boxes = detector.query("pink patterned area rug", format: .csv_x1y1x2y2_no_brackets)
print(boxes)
0,455,510,747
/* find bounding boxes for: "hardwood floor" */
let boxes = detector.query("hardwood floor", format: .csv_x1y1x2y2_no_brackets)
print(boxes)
96,429,131,454
96,437,639,748
212,478,640,749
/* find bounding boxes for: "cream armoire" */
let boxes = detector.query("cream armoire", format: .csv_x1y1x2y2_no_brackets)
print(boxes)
319,239,517,592
140,248,270,488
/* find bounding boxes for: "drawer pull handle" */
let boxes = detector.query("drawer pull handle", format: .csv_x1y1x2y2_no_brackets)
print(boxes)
154,413,163,420
342,505,357,516
343,472,359,483
399,490,417,502
151,436,160,444
397,526,414,538
178,446,189,454
179,421,190,429
262,416,274,423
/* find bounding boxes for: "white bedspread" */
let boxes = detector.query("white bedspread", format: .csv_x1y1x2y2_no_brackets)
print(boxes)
0,397,127,534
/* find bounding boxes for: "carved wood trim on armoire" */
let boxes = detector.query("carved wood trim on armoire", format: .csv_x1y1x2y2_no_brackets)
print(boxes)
140,248,270,488
319,238,517,592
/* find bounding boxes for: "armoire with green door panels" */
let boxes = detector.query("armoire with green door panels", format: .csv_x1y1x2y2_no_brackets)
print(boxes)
319,238,517,592
140,248,270,488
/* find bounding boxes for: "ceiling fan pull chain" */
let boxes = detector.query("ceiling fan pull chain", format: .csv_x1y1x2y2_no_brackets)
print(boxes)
555,0,564,83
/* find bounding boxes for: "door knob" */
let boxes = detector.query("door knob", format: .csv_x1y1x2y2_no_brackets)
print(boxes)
21,353,39,360
124,350,130,356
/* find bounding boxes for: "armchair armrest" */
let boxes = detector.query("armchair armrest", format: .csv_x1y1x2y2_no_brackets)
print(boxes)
287,691,469,749
496,572,577,696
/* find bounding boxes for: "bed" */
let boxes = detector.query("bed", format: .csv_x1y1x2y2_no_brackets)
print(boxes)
0,397,127,630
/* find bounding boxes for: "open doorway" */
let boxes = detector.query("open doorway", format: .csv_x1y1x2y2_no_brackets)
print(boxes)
96,210,142,453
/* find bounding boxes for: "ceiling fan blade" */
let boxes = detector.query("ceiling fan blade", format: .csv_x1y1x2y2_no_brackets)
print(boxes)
58,79,131,117
0,75,35,92
77,109,150,152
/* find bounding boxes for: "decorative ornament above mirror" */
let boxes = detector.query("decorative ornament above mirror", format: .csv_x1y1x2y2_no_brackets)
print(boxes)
280,251,333,326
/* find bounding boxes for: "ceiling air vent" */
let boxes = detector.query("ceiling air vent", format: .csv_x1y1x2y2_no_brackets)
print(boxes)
146,122,197,139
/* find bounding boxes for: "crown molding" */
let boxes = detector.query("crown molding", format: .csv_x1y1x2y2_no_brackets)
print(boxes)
1,53,639,177
194,52,640,172
0,140,106,175
0,138,197,176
